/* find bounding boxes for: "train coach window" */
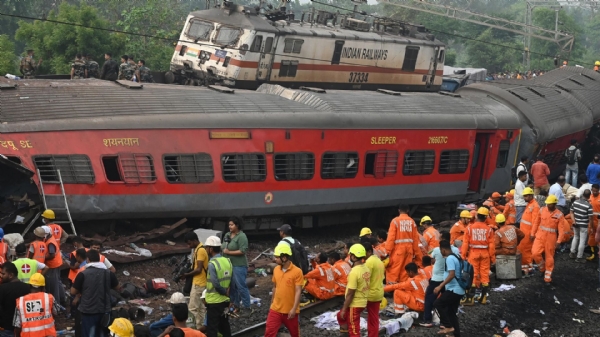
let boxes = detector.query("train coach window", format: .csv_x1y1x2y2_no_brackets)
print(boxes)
250,35,263,53
274,153,314,181
214,26,241,46
283,39,304,54
279,60,299,77
187,20,213,41
321,152,359,179
365,151,398,178
33,155,94,184
403,150,434,175
439,150,469,174
402,46,420,72
164,154,214,183
102,154,156,184
221,153,266,182
496,140,510,168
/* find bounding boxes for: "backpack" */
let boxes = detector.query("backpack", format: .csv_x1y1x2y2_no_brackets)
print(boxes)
567,149,577,165
282,238,309,274
511,163,526,181
88,61,99,78
449,253,474,291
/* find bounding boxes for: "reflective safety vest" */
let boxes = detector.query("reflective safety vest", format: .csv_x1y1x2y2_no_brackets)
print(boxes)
0,240,8,261
47,224,63,244
68,248,90,283
30,241,47,264
14,258,39,283
44,236,63,268
206,256,232,304
17,292,56,337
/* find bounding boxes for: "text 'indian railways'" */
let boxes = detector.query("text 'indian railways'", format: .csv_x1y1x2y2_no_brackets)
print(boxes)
341,48,388,60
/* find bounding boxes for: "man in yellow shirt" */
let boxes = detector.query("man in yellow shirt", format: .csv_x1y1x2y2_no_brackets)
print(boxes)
337,244,371,337
363,242,384,337
181,232,208,329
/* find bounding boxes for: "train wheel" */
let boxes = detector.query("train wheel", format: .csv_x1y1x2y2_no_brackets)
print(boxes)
164,71,175,84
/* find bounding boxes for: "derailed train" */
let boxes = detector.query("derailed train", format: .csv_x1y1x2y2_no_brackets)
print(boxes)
0,66,599,231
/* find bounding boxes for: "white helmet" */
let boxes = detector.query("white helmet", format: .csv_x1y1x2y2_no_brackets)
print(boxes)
205,236,222,247
168,292,186,304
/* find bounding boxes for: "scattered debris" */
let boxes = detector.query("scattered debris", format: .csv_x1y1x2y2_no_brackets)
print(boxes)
250,248,273,262
500,320,507,328
534,329,541,335
507,330,528,337
554,295,560,304
573,298,583,306
379,312,419,335
311,310,367,331
123,271,130,276
130,243,152,257
492,284,516,292
589,308,600,314
573,318,584,323
540,310,545,315
82,218,188,247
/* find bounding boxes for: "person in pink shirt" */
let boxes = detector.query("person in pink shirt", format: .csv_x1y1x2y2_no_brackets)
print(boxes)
530,157,550,195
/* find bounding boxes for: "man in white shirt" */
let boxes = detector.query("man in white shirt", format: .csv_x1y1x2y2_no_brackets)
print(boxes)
576,174,592,199
515,170,528,227
516,156,529,185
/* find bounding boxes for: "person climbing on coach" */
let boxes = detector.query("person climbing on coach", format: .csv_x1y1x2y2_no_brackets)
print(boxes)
337,244,370,337
385,204,422,284
517,187,539,275
532,195,568,284
503,190,517,225
304,252,335,301
363,242,384,337
329,252,351,296
42,209,68,245
420,216,440,250
450,211,471,248
461,207,495,305
495,214,525,256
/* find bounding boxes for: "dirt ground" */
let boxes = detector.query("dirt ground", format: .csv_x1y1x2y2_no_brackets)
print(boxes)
54,224,600,336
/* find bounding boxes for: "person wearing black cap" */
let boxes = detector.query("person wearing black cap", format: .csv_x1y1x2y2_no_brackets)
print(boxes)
13,243,48,283
277,224,295,247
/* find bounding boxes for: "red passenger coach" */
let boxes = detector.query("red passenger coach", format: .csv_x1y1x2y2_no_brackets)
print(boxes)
0,79,521,230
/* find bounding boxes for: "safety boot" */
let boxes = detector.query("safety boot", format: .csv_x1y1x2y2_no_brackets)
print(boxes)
461,287,476,306
587,247,596,261
479,285,490,304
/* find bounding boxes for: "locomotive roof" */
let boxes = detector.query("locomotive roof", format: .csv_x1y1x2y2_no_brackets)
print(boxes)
189,8,444,45
0,78,520,133
457,66,600,143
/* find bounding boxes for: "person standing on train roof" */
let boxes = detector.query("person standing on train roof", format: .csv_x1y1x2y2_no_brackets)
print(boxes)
531,157,551,195
42,209,68,245
515,170,529,227
362,242,384,337
565,139,581,187
516,156,529,185
586,155,600,185
385,205,422,284
503,190,517,226
450,211,471,248
337,244,370,337
420,216,440,250
517,187,539,275
531,195,568,284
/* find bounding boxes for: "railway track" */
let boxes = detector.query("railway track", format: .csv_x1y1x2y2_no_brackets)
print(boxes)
231,297,345,337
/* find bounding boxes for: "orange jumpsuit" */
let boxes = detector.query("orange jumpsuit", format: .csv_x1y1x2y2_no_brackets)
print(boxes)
461,221,495,287
588,193,600,247
373,243,388,259
385,214,422,283
450,221,467,245
304,262,336,300
483,198,502,228
423,227,440,249
418,234,429,258
383,273,428,313
503,199,517,226
332,259,352,296
419,265,432,279
517,199,539,271
532,207,567,283
495,225,525,255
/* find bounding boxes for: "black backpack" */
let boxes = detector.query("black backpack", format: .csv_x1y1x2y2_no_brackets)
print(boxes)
283,238,309,274
567,149,577,165
511,163,526,180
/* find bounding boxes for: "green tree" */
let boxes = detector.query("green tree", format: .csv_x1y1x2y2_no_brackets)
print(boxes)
0,34,17,75
465,28,521,72
15,3,125,75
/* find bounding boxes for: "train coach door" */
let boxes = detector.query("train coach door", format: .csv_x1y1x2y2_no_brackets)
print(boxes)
468,133,490,193
257,35,275,81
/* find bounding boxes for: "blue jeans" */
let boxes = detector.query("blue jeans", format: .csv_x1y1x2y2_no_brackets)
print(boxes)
80,313,107,337
566,168,578,188
0,330,15,337
230,266,251,308
150,314,174,337
516,206,526,228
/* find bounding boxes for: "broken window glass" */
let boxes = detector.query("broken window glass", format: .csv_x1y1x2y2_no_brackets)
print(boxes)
321,152,359,179
164,154,214,183
187,20,213,41
214,26,241,46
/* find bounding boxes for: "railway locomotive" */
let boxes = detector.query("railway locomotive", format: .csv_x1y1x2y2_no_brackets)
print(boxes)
1,66,599,232
165,2,445,91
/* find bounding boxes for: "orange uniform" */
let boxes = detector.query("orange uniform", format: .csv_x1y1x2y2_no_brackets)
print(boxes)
17,292,56,337
47,224,64,244
385,214,422,283
495,225,525,255
532,207,567,283
517,199,539,272
0,240,7,263
483,198,502,229
29,241,47,264
304,262,336,300
588,193,600,247
332,259,352,296
450,221,467,245
68,248,90,283
44,236,63,269
503,199,517,226
419,265,432,279
461,221,495,287
423,227,440,250
373,243,388,259
418,234,429,258
383,273,428,313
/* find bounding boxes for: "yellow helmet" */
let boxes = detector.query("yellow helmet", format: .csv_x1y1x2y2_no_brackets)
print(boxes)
109,318,134,337
420,216,432,225
42,209,55,220
274,244,292,257
510,189,515,195
459,210,472,218
477,207,490,216
595,61,600,66
380,297,388,310
545,195,558,204
359,227,372,237
349,244,366,258
29,273,45,287
522,187,534,196
495,214,506,223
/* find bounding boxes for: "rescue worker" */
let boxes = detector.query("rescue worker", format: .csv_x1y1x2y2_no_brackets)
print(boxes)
42,209,68,245
89,241,116,273
595,61,600,72
495,214,525,256
118,55,135,80
419,256,433,279
503,190,517,225
329,252,351,296
484,192,505,213
0,228,7,263
204,235,232,337
100,53,119,81
531,195,568,284
359,227,373,243
383,263,427,314
68,237,88,284
363,243,384,337
517,187,539,274
304,252,335,301
38,226,63,305
108,318,135,337
136,59,154,83
337,244,370,337
14,273,57,337
385,204,422,284
374,230,388,260
14,243,48,283
420,216,440,250
461,207,495,305
450,211,471,247
85,54,100,78
28,227,47,264
588,184,600,260
19,49,41,79
70,54,88,79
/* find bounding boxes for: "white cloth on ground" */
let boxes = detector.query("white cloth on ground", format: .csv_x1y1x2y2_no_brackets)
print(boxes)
492,284,516,292
311,310,368,331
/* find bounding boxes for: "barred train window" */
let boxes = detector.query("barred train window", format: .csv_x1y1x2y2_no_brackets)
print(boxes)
33,155,94,183
221,153,266,182
403,150,435,175
102,154,156,184
496,140,510,168
279,60,299,77
321,152,359,179
439,150,469,174
274,153,314,181
164,154,214,183
365,151,398,178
